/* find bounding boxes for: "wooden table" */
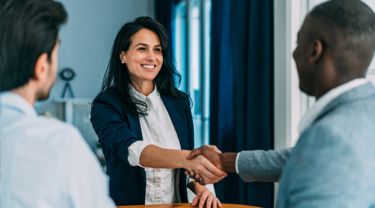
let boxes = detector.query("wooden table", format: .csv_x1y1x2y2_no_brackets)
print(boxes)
118,203,260,208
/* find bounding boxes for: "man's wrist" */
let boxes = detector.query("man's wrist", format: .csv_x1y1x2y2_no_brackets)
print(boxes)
220,153,237,172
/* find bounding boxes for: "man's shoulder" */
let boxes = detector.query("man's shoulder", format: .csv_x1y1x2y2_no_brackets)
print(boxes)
297,105,375,161
321,84,375,121
22,116,86,149
35,116,80,135
310,90,375,134
35,117,97,164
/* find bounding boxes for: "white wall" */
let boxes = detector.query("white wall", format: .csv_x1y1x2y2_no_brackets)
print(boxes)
51,0,155,99
274,0,307,151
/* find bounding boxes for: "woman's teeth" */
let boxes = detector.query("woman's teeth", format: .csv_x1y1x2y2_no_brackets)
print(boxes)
142,64,155,69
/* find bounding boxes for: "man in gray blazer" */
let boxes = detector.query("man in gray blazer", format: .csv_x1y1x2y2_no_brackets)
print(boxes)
188,0,375,206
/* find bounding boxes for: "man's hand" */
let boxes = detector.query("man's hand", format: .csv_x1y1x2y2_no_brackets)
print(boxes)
187,145,224,169
186,145,227,184
184,154,227,185
186,145,238,184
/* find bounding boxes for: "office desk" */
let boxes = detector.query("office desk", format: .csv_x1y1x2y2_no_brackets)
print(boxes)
118,203,260,208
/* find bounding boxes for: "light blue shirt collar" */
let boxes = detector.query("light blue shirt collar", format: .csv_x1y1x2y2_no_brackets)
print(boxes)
0,92,37,117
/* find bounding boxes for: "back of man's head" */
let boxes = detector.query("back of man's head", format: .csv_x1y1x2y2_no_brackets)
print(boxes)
308,0,375,76
0,0,67,92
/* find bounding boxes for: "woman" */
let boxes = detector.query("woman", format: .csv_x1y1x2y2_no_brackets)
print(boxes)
90,17,226,207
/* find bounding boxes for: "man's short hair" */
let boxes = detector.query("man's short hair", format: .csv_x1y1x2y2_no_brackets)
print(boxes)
0,0,67,92
309,0,375,73
310,0,375,40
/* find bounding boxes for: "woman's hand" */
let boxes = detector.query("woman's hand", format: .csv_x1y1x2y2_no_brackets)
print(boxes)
191,182,222,208
184,155,227,184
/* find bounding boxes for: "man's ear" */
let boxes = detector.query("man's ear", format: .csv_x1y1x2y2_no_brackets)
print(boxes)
34,53,49,82
119,51,127,64
309,39,323,64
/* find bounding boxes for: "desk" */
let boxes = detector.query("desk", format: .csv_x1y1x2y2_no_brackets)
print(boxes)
118,203,260,208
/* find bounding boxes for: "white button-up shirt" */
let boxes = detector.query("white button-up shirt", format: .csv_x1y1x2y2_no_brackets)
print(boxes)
0,92,115,208
127,86,181,204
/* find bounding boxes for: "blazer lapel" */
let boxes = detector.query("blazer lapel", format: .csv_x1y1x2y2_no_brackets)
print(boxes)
161,95,189,150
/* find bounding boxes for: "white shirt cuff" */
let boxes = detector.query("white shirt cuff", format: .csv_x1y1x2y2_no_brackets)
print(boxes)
186,176,194,184
235,152,241,174
128,141,159,167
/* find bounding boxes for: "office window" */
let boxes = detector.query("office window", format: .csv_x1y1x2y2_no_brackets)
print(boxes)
173,2,187,92
173,0,211,147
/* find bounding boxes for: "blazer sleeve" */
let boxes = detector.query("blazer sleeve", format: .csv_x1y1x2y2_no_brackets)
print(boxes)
237,148,291,182
90,90,141,162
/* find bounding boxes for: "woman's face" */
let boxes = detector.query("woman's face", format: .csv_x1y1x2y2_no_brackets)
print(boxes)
121,28,163,87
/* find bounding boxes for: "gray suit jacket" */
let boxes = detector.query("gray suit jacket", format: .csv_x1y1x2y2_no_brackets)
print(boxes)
277,83,375,207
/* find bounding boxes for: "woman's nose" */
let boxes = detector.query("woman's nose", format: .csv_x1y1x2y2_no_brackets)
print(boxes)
146,51,156,61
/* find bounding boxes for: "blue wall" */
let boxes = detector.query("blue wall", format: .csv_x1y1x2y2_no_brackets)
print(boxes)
51,0,155,99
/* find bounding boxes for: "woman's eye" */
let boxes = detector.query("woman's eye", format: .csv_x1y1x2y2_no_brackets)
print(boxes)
138,47,146,51
154,48,162,52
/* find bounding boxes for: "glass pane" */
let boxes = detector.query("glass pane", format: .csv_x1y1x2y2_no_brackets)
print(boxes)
188,0,202,146
189,0,201,115
202,0,211,145
173,1,187,91
173,0,211,147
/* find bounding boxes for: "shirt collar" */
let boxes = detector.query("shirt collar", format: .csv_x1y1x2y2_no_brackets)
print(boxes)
129,85,161,111
0,91,37,117
298,78,369,134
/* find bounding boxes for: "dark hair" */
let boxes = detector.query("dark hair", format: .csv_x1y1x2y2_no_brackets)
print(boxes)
309,0,375,74
0,0,67,92
101,16,182,116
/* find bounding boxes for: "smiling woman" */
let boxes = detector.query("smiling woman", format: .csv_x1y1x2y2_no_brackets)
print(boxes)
90,17,225,207
119,28,163,94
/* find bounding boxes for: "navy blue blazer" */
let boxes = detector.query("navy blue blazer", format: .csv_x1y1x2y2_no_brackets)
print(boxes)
90,87,194,206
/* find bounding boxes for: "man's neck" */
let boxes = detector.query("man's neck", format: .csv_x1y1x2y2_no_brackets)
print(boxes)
315,74,364,99
12,87,36,106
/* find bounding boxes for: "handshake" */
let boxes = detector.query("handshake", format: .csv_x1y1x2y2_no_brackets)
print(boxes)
184,145,237,185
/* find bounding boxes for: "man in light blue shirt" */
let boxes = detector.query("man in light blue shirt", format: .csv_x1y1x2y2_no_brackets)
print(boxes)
0,0,114,207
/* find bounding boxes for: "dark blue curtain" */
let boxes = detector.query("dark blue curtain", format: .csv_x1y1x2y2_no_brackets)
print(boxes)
210,0,274,207
154,0,175,48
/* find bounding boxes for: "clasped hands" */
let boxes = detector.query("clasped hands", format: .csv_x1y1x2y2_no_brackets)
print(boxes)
184,145,227,185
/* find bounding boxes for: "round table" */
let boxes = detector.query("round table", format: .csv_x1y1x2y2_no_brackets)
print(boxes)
117,203,260,208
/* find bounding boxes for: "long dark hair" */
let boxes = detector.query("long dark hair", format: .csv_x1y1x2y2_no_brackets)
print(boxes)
101,16,182,116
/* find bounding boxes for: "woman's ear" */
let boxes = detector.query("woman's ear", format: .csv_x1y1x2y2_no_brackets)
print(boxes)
119,51,127,64
34,53,49,82
309,39,323,64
